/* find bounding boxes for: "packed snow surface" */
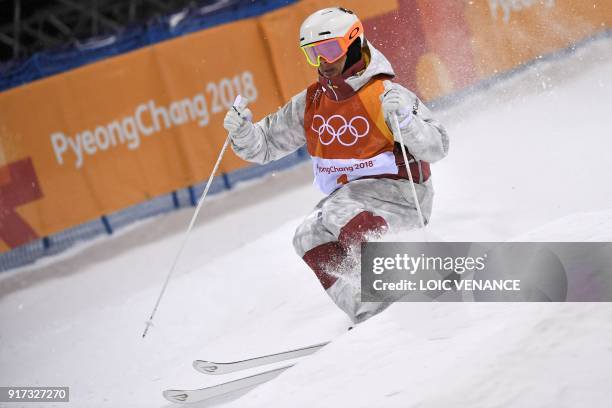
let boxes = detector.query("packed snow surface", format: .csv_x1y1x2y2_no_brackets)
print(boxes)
1,36,612,408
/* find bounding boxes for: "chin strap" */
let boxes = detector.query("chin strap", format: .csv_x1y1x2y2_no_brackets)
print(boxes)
317,56,367,101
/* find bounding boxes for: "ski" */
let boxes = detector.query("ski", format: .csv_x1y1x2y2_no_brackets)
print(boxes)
163,364,293,404
164,342,329,404
193,341,329,375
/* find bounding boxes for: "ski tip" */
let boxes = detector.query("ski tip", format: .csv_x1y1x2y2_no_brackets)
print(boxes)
193,360,220,374
163,390,190,404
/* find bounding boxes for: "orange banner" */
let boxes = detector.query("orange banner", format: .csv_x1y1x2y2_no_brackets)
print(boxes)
264,0,611,102
1,0,610,252
463,1,612,78
0,19,283,252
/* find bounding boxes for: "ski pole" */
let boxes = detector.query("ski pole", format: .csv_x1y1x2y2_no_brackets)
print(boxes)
391,112,426,231
142,95,244,338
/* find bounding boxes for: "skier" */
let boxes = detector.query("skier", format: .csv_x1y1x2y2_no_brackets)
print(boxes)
223,7,449,323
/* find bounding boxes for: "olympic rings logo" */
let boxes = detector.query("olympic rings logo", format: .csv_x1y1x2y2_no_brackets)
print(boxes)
311,114,370,146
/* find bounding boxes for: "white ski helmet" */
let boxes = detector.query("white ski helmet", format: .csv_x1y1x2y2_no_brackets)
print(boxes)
299,7,364,47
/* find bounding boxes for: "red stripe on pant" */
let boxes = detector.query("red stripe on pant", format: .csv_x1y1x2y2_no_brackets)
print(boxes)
302,211,388,290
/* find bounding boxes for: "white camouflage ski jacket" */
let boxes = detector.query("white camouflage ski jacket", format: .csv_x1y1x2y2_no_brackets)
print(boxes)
230,42,449,189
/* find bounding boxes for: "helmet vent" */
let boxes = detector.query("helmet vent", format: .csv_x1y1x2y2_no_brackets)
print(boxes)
318,31,331,35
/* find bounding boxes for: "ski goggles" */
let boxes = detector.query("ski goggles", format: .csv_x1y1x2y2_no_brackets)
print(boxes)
300,21,363,67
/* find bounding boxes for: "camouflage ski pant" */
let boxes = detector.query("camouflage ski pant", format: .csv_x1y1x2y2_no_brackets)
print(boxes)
293,177,434,323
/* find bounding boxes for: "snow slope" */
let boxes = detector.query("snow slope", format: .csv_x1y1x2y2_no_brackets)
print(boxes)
228,302,612,408
1,35,611,408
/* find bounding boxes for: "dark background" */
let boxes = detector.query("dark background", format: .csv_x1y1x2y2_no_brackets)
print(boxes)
0,0,238,63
